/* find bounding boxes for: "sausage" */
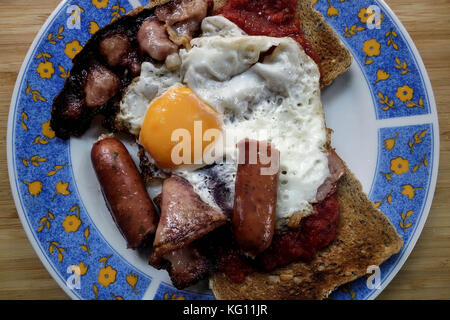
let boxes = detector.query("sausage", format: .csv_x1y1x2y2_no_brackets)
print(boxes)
99,34,141,76
84,65,120,108
99,34,131,67
91,137,159,249
137,19,178,61
232,139,280,258
60,99,83,120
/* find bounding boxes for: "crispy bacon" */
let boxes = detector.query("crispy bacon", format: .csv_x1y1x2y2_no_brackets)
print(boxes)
99,34,141,76
51,1,204,140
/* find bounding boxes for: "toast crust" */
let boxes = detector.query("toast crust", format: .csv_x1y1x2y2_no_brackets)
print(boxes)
297,0,352,87
210,165,403,300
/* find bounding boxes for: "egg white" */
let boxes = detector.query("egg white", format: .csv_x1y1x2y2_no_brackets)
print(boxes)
118,16,329,221
116,62,181,136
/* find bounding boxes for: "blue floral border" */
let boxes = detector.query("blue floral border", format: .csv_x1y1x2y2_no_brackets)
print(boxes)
315,0,430,120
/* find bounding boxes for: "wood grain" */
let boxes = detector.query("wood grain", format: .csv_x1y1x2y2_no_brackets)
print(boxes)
0,0,448,300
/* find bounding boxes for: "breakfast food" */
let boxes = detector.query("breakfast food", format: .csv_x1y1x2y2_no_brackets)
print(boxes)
232,140,280,257
149,175,228,288
211,167,404,299
51,0,214,139
50,0,351,139
91,137,159,248
50,0,402,299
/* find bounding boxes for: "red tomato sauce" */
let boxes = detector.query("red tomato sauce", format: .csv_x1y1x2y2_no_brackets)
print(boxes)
217,0,321,70
218,193,339,282
218,248,255,283
258,192,339,272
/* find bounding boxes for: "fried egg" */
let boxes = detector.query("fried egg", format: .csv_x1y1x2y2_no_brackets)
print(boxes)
139,86,223,169
118,16,329,221
116,62,180,136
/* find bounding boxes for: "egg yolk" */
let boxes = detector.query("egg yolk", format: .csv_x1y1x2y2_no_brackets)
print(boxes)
139,86,222,169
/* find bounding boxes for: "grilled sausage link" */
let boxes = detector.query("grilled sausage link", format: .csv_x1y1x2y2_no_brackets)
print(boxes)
84,64,120,108
233,139,280,258
91,137,158,249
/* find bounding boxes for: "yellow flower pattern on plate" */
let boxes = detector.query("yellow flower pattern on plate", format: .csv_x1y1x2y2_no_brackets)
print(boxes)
62,212,81,233
37,210,55,232
48,241,66,262
47,26,64,45
399,210,413,232
362,39,381,65
394,57,412,75
25,82,46,102
390,157,409,175
36,52,54,79
384,132,399,151
92,0,109,9
164,292,186,300
375,69,390,83
89,21,100,34
52,181,71,200
64,40,83,60
126,273,139,295
23,180,43,197
98,266,117,287
385,29,399,50
97,255,117,287
326,0,339,17
358,7,384,27
374,190,393,208
380,156,409,181
401,185,423,200
395,85,413,102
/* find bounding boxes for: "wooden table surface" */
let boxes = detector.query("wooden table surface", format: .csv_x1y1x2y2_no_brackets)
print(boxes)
0,0,449,300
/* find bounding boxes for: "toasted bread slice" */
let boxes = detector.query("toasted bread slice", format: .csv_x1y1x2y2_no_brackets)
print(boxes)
297,0,352,87
213,0,352,87
210,165,403,300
